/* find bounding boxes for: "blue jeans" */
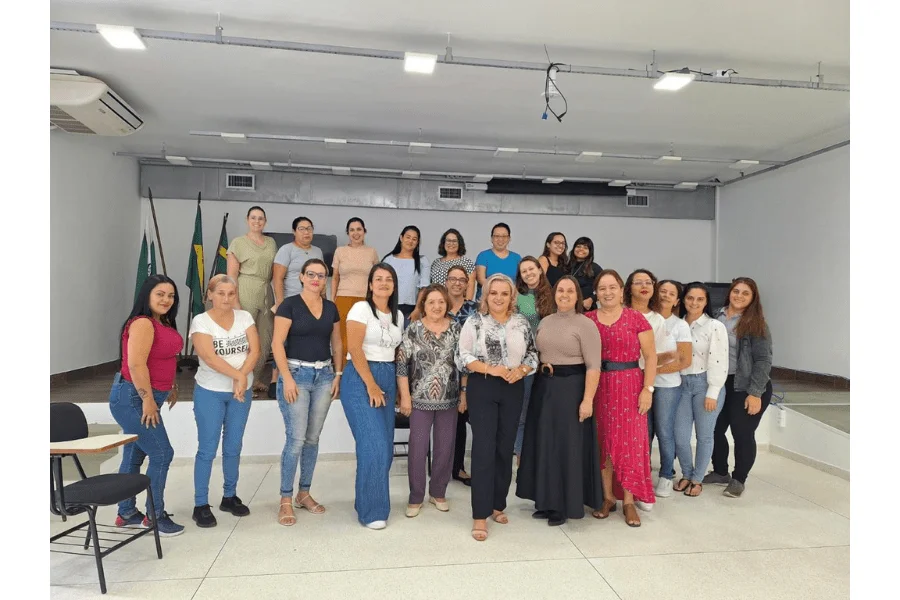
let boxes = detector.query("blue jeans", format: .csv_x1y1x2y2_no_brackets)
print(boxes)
340,360,397,525
675,373,726,482
514,374,535,456
192,384,253,506
652,386,682,480
277,364,335,496
108,373,173,518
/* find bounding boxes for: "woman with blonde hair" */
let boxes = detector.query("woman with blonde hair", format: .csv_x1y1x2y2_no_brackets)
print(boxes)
457,274,538,541
189,274,260,527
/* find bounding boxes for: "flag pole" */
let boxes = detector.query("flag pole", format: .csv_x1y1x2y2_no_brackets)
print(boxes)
148,188,168,276
178,193,202,371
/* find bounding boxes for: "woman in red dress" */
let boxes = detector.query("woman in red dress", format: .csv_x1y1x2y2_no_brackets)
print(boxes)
586,269,658,527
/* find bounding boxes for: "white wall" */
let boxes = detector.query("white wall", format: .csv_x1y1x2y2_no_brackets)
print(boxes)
50,134,140,374
717,145,849,377
146,198,716,333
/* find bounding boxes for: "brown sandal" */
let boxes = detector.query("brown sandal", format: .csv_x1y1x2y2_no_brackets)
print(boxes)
684,482,703,497
491,511,509,524
623,503,641,527
673,478,691,493
278,499,296,526
591,499,617,519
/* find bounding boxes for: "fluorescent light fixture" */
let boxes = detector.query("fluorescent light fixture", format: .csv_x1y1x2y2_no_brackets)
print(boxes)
674,182,699,190
221,133,247,144
729,159,760,169
96,24,146,50
575,151,603,163
404,52,437,74
332,166,351,176
654,155,683,165
165,155,191,166
609,179,632,186
402,170,421,179
249,161,272,170
472,174,493,183
653,69,695,91
408,142,431,154
324,138,347,149
542,177,564,184
494,147,519,157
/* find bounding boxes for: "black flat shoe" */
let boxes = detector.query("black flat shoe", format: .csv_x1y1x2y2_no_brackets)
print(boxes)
532,510,551,519
192,505,217,528
220,495,250,517
548,513,567,527
452,473,472,487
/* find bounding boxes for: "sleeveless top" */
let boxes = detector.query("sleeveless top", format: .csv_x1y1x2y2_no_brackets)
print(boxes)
545,260,566,287
120,316,183,391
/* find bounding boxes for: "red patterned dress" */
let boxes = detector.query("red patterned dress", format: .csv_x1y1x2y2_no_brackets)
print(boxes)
586,307,655,504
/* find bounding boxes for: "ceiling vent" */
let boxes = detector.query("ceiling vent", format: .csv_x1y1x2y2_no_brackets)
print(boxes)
50,71,143,136
438,186,463,200
626,194,650,208
226,173,256,191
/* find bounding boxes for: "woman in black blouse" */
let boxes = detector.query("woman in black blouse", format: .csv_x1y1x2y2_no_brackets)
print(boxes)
568,237,602,310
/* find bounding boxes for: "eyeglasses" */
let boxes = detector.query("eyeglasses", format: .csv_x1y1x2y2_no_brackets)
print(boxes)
632,280,654,287
296,226,313,233
446,277,468,284
304,271,327,280
551,240,566,246
444,239,459,244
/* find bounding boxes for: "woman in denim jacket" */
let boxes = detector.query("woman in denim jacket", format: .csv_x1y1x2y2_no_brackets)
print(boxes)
704,277,773,498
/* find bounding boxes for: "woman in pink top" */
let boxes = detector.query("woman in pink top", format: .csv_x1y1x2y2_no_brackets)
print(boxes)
108,275,185,537
331,217,379,359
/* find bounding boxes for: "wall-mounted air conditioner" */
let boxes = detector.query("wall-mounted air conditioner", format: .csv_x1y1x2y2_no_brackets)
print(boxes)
50,71,143,136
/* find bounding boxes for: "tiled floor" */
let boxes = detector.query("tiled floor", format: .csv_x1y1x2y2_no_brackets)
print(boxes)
50,452,849,599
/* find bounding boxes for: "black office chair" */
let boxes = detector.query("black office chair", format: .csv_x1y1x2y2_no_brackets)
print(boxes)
50,402,163,595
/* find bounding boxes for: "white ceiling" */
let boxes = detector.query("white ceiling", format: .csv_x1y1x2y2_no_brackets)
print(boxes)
49,0,850,184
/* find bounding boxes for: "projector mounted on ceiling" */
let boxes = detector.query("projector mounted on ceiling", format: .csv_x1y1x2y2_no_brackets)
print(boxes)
50,69,143,136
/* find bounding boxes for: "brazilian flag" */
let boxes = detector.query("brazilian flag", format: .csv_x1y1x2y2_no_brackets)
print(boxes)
185,198,205,317
210,214,229,278
134,218,158,303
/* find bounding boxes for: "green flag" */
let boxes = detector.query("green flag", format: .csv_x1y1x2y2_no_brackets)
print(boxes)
210,214,229,278
134,227,150,303
185,199,205,317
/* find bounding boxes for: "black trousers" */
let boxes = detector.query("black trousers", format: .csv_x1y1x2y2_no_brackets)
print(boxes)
453,408,469,476
711,375,773,484
467,374,524,520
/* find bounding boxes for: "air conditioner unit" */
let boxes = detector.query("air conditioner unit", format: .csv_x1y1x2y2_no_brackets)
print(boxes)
50,72,143,136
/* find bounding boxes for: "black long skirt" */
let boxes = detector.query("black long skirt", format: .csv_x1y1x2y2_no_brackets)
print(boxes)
515,371,605,519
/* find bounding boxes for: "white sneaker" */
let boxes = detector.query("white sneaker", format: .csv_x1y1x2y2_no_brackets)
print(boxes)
655,478,673,498
365,520,387,530
635,501,654,512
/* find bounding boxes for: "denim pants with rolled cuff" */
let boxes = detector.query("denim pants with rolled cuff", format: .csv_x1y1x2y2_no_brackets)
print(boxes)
193,384,253,506
277,363,335,497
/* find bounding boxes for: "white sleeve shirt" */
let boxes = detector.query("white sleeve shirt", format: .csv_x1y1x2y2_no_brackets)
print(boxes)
681,313,729,399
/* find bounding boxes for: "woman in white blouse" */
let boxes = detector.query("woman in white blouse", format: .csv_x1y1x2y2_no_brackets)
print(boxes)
456,274,538,542
382,225,431,326
674,282,728,497
340,264,405,530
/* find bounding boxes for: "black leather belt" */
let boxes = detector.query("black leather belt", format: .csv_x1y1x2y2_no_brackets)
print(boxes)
539,363,587,377
601,360,640,372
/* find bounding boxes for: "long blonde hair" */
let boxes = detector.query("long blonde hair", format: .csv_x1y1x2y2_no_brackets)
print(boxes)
478,274,518,317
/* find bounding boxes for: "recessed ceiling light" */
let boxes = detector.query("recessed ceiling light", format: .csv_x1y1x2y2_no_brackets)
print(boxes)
221,133,247,144
494,147,519,157
404,52,438,74
96,24,146,50
402,170,421,179
332,166,351,176
653,69,695,91
324,138,347,149
542,177,564,184
654,155,683,165
408,142,431,154
249,161,272,170
165,155,191,166
729,159,760,169
609,179,632,186
575,151,603,163
472,174,493,183
674,182,699,190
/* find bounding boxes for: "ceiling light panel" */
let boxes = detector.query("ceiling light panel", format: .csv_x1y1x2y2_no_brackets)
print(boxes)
654,156,683,165
653,70,695,91
408,142,431,154
542,177,564,184
324,138,347,149
609,179,632,186
575,151,603,163
96,24,146,50
494,147,519,158
730,159,760,169
332,166,351,176
221,133,247,144
249,161,272,170
674,182,699,190
165,155,191,166
472,174,493,183
402,171,421,179
404,52,437,74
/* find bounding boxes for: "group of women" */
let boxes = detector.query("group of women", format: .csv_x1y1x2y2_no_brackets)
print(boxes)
106,209,774,540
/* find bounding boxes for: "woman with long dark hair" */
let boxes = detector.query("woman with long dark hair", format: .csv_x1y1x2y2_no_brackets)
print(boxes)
108,275,184,536
538,232,569,287
704,277,773,498
383,225,431,324
516,276,603,526
514,256,554,462
340,263,404,529
331,217,380,357
429,228,476,301
674,282,728,497
568,237,602,310
227,206,277,397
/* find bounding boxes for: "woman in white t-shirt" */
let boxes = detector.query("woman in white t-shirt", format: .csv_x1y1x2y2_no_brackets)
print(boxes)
382,225,431,326
650,280,693,499
189,275,260,528
340,263,404,530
